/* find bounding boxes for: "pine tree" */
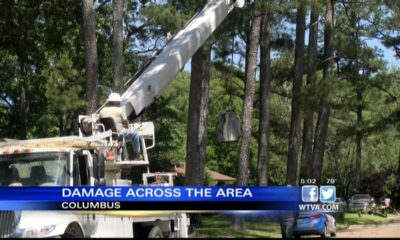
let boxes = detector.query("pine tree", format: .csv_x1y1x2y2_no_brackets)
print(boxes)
287,0,306,185
300,4,319,181
82,0,99,114
233,2,262,232
311,0,335,184
112,0,124,92
257,11,272,186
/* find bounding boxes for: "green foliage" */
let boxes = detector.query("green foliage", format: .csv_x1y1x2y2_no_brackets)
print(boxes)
0,0,398,202
203,170,217,186
144,72,190,171
322,2,400,198
43,52,86,115
142,60,293,186
141,2,189,35
0,0,85,137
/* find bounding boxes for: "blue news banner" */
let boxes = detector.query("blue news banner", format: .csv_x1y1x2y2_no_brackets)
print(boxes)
0,186,301,211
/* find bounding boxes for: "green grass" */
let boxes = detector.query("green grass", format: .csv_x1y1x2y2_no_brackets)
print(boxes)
191,213,400,238
336,213,400,230
191,214,282,238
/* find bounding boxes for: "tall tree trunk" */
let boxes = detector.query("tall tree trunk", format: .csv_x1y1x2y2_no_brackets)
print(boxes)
19,85,27,139
18,61,27,139
83,0,99,114
184,44,211,186
233,8,262,232
286,0,306,185
112,0,124,92
300,8,319,181
311,0,335,185
184,1,211,228
397,146,400,207
184,43,211,230
257,13,272,186
355,89,362,191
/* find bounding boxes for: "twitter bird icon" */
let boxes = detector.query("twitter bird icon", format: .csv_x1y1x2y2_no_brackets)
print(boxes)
320,186,336,202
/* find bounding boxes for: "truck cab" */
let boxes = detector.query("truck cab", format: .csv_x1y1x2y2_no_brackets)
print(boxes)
0,143,102,238
0,130,188,238
0,149,96,187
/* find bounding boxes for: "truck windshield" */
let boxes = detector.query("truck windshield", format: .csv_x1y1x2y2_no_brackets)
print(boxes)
0,152,69,186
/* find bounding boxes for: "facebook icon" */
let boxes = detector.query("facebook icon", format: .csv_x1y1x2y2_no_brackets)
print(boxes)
302,185,319,202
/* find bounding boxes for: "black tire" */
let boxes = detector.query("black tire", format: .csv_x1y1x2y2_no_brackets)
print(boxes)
63,223,84,238
321,225,327,238
147,225,164,238
331,222,337,237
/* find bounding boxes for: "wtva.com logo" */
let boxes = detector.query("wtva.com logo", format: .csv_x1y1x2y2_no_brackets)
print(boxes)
302,185,336,203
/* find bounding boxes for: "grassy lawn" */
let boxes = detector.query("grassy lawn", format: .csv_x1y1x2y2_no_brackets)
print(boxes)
336,213,400,230
191,213,400,238
191,214,282,238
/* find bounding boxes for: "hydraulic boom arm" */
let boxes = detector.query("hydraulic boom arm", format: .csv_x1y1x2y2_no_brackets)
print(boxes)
121,0,244,117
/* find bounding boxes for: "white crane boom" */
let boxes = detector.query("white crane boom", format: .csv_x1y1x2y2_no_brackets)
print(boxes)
121,0,244,117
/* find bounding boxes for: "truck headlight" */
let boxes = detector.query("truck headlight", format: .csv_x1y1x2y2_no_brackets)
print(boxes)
22,225,55,238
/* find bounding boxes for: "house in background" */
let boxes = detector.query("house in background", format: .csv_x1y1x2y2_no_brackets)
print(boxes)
174,164,236,186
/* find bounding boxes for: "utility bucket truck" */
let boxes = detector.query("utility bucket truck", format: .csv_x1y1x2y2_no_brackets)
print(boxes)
0,136,188,238
0,0,243,238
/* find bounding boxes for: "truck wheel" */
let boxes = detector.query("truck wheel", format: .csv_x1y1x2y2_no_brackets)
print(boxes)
63,223,84,238
147,225,163,238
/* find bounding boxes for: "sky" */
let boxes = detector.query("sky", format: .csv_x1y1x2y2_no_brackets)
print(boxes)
367,38,400,68
183,37,399,73
181,8,400,73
